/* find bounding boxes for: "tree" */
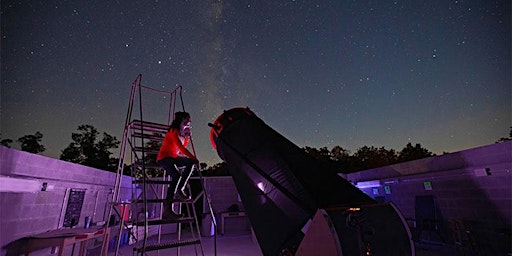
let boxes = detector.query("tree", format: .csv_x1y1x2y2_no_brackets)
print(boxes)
0,134,13,147
397,143,434,162
352,146,397,171
203,162,230,176
210,142,436,175
496,126,512,143
330,146,350,160
60,125,119,171
16,132,46,153
330,146,352,172
303,146,332,163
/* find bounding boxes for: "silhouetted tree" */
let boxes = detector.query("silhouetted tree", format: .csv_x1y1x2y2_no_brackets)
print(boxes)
303,146,332,163
203,162,230,176
352,146,397,171
16,132,46,153
210,142,436,175
330,146,350,160
60,125,119,171
330,146,352,172
397,143,434,162
496,126,512,143
0,134,13,147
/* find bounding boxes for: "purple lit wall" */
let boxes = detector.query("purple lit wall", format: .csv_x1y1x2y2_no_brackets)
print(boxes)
0,146,251,255
346,141,511,255
0,146,132,256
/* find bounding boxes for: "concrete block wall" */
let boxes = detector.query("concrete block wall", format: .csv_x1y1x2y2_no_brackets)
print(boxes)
346,141,511,255
0,146,132,255
200,176,251,234
0,146,252,254
3,141,510,254
201,176,243,213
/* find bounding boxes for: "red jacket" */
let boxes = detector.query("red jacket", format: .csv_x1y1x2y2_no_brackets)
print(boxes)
157,128,196,161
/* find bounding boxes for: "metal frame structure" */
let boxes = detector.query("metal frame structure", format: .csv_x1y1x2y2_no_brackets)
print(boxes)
104,74,216,255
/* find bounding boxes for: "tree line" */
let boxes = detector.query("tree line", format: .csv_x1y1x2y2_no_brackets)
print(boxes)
200,126,512,175
2,126,511,175
1,125,119,171
201,143,436,176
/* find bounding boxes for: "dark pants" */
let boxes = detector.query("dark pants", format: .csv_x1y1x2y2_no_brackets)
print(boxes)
157,157,195,200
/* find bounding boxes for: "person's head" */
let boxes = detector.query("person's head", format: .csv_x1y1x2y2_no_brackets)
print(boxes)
170,111,191,135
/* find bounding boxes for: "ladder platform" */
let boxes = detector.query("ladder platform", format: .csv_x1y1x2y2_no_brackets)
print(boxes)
132,238,201,253
133,217,195,226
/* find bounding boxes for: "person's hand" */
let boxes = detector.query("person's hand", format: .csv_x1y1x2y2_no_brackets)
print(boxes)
193,158,200,166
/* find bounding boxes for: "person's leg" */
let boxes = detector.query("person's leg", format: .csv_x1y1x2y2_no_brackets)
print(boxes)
173,157,195,199
157,158,180,200
157,158,183,219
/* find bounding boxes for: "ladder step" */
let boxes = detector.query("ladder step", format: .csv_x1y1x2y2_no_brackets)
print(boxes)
132,162,161,169
129,120,169,133
133,217,195,226
132,179,172,184
131,132,165,141
133,147,159,154
132,199,166,204
132,238,201,253
132,198,193,204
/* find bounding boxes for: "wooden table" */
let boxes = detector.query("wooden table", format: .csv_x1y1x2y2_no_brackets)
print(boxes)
23,227,106,256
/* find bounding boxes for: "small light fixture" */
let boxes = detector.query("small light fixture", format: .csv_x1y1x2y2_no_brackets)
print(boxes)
423,181,432,191
257,182,265,192
384,185,391,194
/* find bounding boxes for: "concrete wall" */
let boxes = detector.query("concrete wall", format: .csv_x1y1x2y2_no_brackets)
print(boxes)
201,176,243,213
0,146,251,255
0,146,132,255
345,141,511,255
2,141,510,254
200,176,251,235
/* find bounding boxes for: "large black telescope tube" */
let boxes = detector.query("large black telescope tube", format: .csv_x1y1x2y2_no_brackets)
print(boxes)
210,107,375,255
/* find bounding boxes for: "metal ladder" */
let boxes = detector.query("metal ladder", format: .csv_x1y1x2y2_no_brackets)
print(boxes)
104,74,213,255
128,120,204,255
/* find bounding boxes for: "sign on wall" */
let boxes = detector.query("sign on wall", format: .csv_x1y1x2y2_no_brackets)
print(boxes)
63,189,86,227
423,181,433,191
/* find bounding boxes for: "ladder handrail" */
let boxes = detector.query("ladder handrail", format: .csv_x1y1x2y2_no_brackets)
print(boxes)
103,74,141,256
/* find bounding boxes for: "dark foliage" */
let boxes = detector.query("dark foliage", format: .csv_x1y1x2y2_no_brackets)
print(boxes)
496,126,512,143
397,142,435,162
16,132,46,153
1,138,13,148
60,125,119,171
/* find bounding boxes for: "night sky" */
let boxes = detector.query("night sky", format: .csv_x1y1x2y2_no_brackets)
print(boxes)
1,0,510,166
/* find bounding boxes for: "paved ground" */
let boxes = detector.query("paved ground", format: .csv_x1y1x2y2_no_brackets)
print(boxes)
111,232,262,256
108,231,458,256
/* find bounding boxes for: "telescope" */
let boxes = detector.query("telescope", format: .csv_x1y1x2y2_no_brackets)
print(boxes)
209,107,414,256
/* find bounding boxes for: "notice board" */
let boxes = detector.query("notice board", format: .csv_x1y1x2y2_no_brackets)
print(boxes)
63,189,86,227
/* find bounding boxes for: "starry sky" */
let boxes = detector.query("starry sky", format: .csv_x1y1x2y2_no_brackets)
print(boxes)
1,0,510,166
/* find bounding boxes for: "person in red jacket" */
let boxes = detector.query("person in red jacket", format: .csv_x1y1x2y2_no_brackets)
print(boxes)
157,111,199,219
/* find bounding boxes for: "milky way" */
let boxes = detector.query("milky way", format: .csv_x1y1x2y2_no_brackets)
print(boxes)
1,0,510,165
